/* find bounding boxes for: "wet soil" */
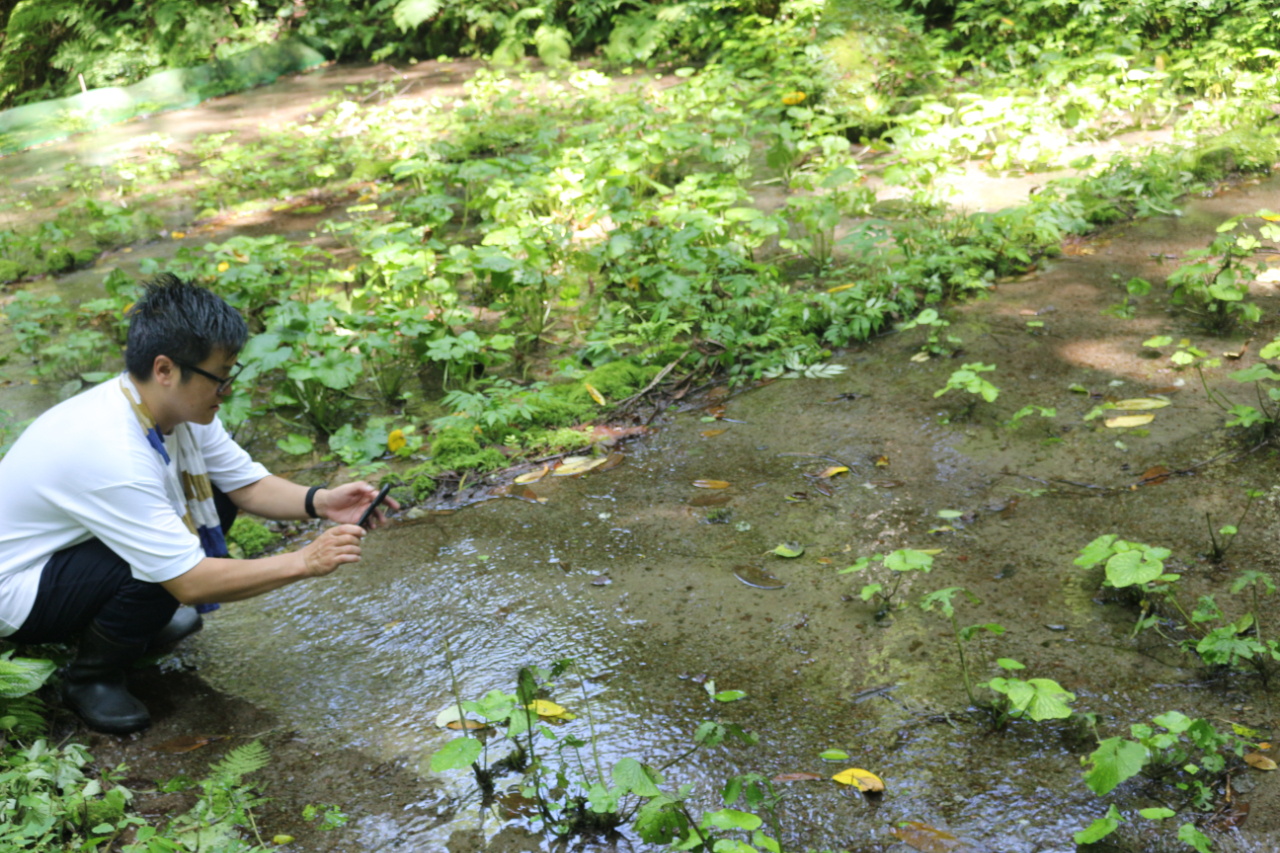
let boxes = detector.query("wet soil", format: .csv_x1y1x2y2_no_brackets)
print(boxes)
5,64,1280,853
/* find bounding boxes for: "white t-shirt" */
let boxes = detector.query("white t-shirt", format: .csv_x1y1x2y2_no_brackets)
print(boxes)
0,375,269,636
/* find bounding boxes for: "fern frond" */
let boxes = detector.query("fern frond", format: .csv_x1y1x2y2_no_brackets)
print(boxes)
0,693,48,738
211,740,269,784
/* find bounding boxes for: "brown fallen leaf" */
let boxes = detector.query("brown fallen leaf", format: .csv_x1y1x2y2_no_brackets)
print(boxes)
1148,386,1181,395
708,387,730,400
155,735,225,754
771,772,825,783
1018,309,1038,316
867,479,904,488
1138,465,1171,486
705,404,727,418
701,429,728,437
891,821,970,853
511,487,547,504
692,479,731,489
446,720,490,731
690,493,733,507
1223,339,1252,359
1245,753,1278,770
596,452,625,472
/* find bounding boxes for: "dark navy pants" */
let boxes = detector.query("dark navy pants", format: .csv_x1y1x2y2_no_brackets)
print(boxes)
10,489,238,645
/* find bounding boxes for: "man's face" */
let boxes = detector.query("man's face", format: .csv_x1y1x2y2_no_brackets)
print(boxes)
172,348,239,427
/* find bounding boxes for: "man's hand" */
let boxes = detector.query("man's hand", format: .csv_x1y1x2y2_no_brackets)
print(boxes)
300,524,366,577
315,482,400,528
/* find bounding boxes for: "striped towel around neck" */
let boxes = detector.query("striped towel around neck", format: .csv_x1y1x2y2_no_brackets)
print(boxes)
121,376,224,613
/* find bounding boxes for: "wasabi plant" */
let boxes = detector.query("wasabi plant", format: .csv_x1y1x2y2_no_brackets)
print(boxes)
978,658,1075,729
919,586,1002,709
839,549,935,620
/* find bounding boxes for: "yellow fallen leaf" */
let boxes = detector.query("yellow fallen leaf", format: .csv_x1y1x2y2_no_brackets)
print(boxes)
1261,213,1280,222
692,479,731,489
1105,413,1155,428
782,91,806,105
1245,753,1278,771
816,466,848,478
833,767,884,792
171,231,186,239
217,261,230,273
387,429,406,452
554,456,607,477
826,283,857,294
874,455,890,467
514,465,548,484
526,699,577,720
272,203,292,211
919,548,944,555
1110,398,1170,410
585,382,606,405
910,352,930,363
701,429,727,437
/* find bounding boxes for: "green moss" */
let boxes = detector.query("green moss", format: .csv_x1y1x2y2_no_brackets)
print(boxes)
394,461,441,501
44,247,75,273
534,385,596,427
227,517,280,557
582,360,659,399
430,428,508,472
0,260,26,282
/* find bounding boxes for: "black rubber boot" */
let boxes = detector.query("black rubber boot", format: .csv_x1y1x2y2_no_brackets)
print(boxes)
61,622,151,735
149,605,203,650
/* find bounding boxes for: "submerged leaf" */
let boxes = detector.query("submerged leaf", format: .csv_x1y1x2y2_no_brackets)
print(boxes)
514,465,548,484
772,772,824,782
1245,753,1278,770
693,479,731,489
832,768,884,792
819,749,849,761
733,565,786,590
816,465,848,478
701,429,728,437
1105,413,1155,428
714,689,746,702
1110,398,1170,410
772,542,804,558
891,821,967,853
155,734,223,754
555,456,608,476
690,493,732,507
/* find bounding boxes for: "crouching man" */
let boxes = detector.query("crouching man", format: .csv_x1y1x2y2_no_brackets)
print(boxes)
0,274,397,734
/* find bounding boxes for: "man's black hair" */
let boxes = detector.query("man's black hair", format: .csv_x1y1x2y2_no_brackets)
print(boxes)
125,273,248,382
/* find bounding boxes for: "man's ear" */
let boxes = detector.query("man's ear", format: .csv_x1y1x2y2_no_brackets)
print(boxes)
152,355,178,387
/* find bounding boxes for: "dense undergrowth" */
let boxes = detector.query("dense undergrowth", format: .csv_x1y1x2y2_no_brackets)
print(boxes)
4,0,1280,849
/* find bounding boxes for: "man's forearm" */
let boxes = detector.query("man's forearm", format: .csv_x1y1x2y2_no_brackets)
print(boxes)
226,475,316,521
162,552,309,605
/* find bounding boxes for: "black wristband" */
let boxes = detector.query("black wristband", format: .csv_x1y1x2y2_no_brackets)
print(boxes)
305,485,324,519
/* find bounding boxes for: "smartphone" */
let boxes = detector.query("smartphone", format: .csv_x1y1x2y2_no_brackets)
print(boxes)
357,483,394,530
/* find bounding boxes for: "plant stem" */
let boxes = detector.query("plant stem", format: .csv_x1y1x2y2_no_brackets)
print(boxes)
572,661,606,784
950,611,977,707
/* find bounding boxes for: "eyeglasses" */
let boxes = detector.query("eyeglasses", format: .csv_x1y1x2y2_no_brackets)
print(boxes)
171,359,244,394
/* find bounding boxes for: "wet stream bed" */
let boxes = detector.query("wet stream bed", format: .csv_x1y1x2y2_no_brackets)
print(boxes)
4,63,1280,853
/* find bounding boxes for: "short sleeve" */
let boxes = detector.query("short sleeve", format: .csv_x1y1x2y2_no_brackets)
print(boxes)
66,482,206,583
195,418,270,493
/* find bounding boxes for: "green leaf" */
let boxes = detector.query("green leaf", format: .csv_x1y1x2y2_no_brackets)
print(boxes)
276,433,313,455
1083,738,1148,795
773,543,804,558
1143,336,1173,348
819,749,849,760
702,808,762,832
1075,534,1118,568
612,757,663,797
1105,549,1163,588
1004,678,1074,720
1074,808,1121,844
429,737,482,772
714,690,747,702
937,510,963,519
0,653,56,698
1139,807,1176,820
1177,823,1213,853
883,549,933,573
